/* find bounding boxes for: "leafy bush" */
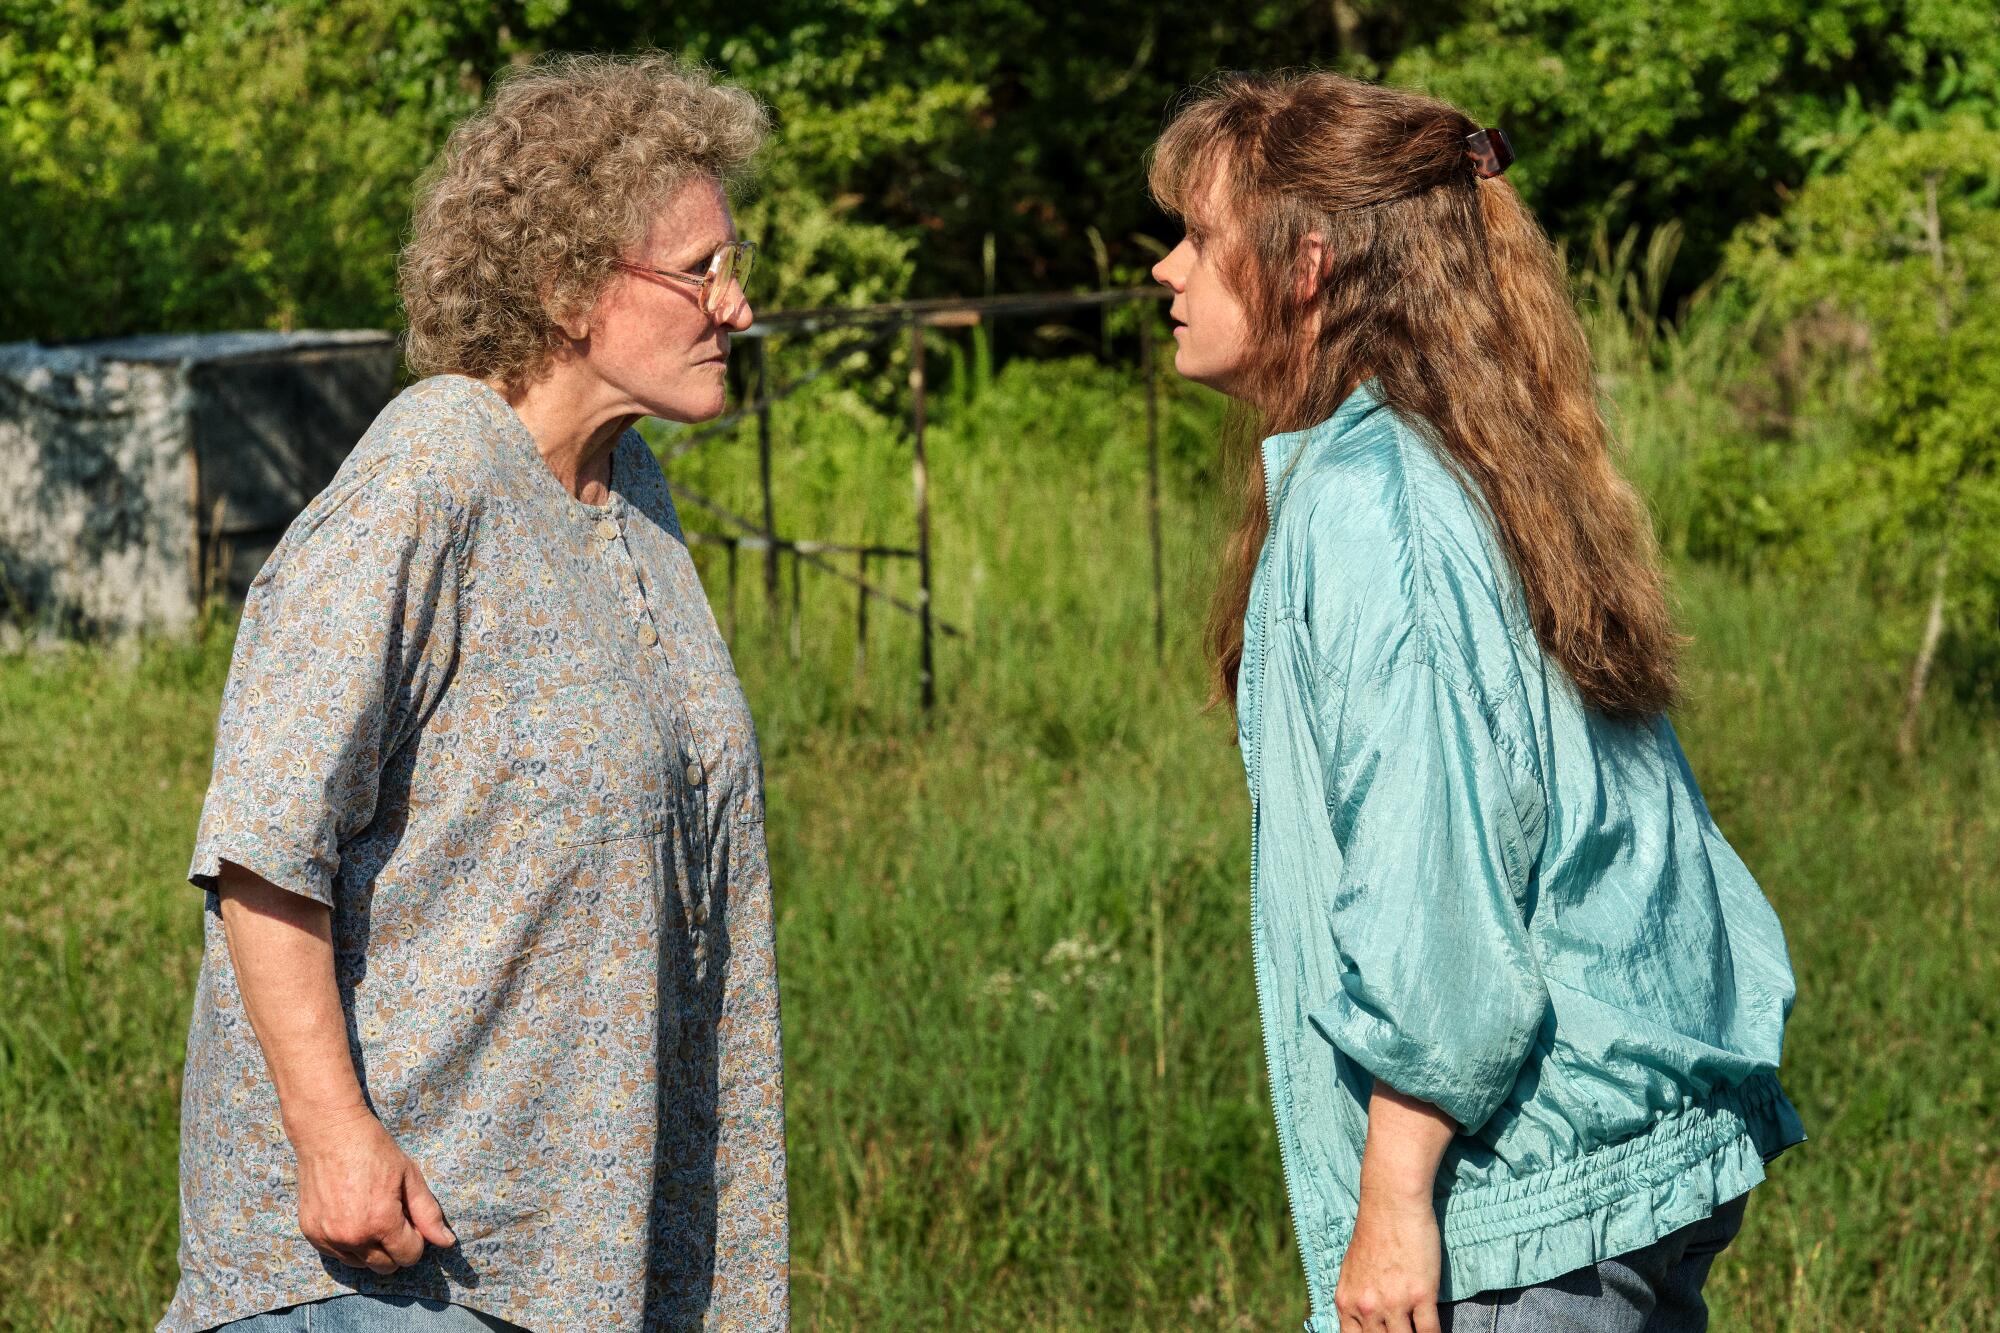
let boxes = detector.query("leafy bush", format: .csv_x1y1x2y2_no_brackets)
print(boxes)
23,0,2000,342
0,0,487,341
1391,0,2000,289
1728,118,2000,718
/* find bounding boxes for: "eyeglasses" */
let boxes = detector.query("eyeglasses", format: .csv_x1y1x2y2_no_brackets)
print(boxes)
615,241,756,320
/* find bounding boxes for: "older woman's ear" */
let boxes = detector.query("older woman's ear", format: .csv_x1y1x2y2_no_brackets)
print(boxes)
542,287,593,344
536,290,588,344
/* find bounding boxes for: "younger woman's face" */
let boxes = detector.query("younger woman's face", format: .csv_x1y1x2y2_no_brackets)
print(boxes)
1151,179,1253,398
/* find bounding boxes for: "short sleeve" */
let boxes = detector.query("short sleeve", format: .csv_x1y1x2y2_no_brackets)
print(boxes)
1306,658,1549,1133
188,462,465,905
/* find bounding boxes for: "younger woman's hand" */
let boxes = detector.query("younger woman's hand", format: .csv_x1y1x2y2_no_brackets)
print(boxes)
1334,1184,1444,1333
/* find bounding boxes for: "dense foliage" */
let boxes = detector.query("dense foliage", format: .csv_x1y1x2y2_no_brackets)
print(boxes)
1391,0,2000,283
7,0,1998,335
1728,118,2000,699
2,1,1996,700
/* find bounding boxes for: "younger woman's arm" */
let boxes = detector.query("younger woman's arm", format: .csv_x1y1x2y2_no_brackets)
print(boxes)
1335,1084,1457,1333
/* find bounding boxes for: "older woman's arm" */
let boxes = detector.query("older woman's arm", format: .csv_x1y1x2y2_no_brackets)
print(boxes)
216,861,455,1275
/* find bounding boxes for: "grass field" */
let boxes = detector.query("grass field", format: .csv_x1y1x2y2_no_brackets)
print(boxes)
2,353,1997,1330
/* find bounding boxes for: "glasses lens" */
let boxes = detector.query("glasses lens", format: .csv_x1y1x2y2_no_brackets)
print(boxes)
703,244,752,318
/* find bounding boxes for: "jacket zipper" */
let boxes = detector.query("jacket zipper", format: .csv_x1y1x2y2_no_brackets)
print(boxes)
1246,452,1325,1328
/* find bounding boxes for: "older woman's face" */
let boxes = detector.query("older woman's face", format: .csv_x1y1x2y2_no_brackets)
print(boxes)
585,176,753,424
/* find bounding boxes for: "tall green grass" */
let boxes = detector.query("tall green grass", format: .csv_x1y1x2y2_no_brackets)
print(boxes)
1,347,1995,1330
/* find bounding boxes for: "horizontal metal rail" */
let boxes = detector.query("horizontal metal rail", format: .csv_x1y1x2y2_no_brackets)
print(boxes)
683,532,917,560
744,286,1170,337
669,480,964,639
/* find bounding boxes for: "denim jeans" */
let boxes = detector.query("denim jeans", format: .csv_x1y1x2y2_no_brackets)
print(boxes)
210,1295,530,1332
1441,1195,1749,1333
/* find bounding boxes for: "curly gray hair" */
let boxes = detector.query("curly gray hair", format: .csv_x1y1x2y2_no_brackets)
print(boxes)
398,53,768,387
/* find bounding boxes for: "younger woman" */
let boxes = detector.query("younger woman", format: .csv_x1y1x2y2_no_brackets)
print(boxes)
1149,72,1804,1333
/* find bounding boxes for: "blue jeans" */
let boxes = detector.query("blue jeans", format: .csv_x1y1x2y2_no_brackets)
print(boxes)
211,1295,529,1332
1441,1195,1749,1333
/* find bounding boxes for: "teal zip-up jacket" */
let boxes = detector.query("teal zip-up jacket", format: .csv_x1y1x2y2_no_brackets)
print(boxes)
1237,382,1805,1329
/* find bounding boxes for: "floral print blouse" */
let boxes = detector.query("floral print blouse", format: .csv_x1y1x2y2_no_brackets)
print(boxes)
162,375,788,1332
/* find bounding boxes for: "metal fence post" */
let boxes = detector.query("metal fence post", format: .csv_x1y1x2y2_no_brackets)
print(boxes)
725,535,739,644
1140,300,1165,664
752,338,779,617
855,549,870,685
668,290,1171,714
788,546,803,661
910,318,935,711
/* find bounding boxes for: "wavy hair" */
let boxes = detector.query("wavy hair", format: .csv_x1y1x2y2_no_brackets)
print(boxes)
1151,70,1680,719
399,53,767,388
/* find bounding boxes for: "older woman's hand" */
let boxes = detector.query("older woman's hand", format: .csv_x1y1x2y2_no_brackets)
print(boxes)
292,1107,456,1274
215,863,457,1274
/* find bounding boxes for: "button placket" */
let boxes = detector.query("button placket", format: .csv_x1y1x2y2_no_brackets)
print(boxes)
589,506,676,774
598,513,724,867
597,512,669,655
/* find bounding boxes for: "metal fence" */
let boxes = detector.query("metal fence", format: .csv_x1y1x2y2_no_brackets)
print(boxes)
659,287,1172,709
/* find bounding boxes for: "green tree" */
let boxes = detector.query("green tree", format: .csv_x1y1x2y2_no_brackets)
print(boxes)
1729,118,2000,748
12,0,2000,344
0,0,497,340
524,0,1458,304
2,0,1466,339
1391,0,2000,290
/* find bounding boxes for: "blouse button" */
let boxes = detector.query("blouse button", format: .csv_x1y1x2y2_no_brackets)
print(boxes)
638,623,658,647
594,518,619,542
684,760,704,786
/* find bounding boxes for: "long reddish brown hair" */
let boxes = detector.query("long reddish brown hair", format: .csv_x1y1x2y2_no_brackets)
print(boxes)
1151,71,1680,719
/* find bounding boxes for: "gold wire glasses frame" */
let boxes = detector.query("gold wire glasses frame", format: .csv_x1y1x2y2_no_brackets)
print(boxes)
615,240,757,319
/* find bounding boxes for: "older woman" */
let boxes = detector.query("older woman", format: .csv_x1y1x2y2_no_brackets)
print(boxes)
161,55,787,1333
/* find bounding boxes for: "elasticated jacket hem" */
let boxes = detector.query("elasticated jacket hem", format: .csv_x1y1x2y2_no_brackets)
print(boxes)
1297,1074,1804,1330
